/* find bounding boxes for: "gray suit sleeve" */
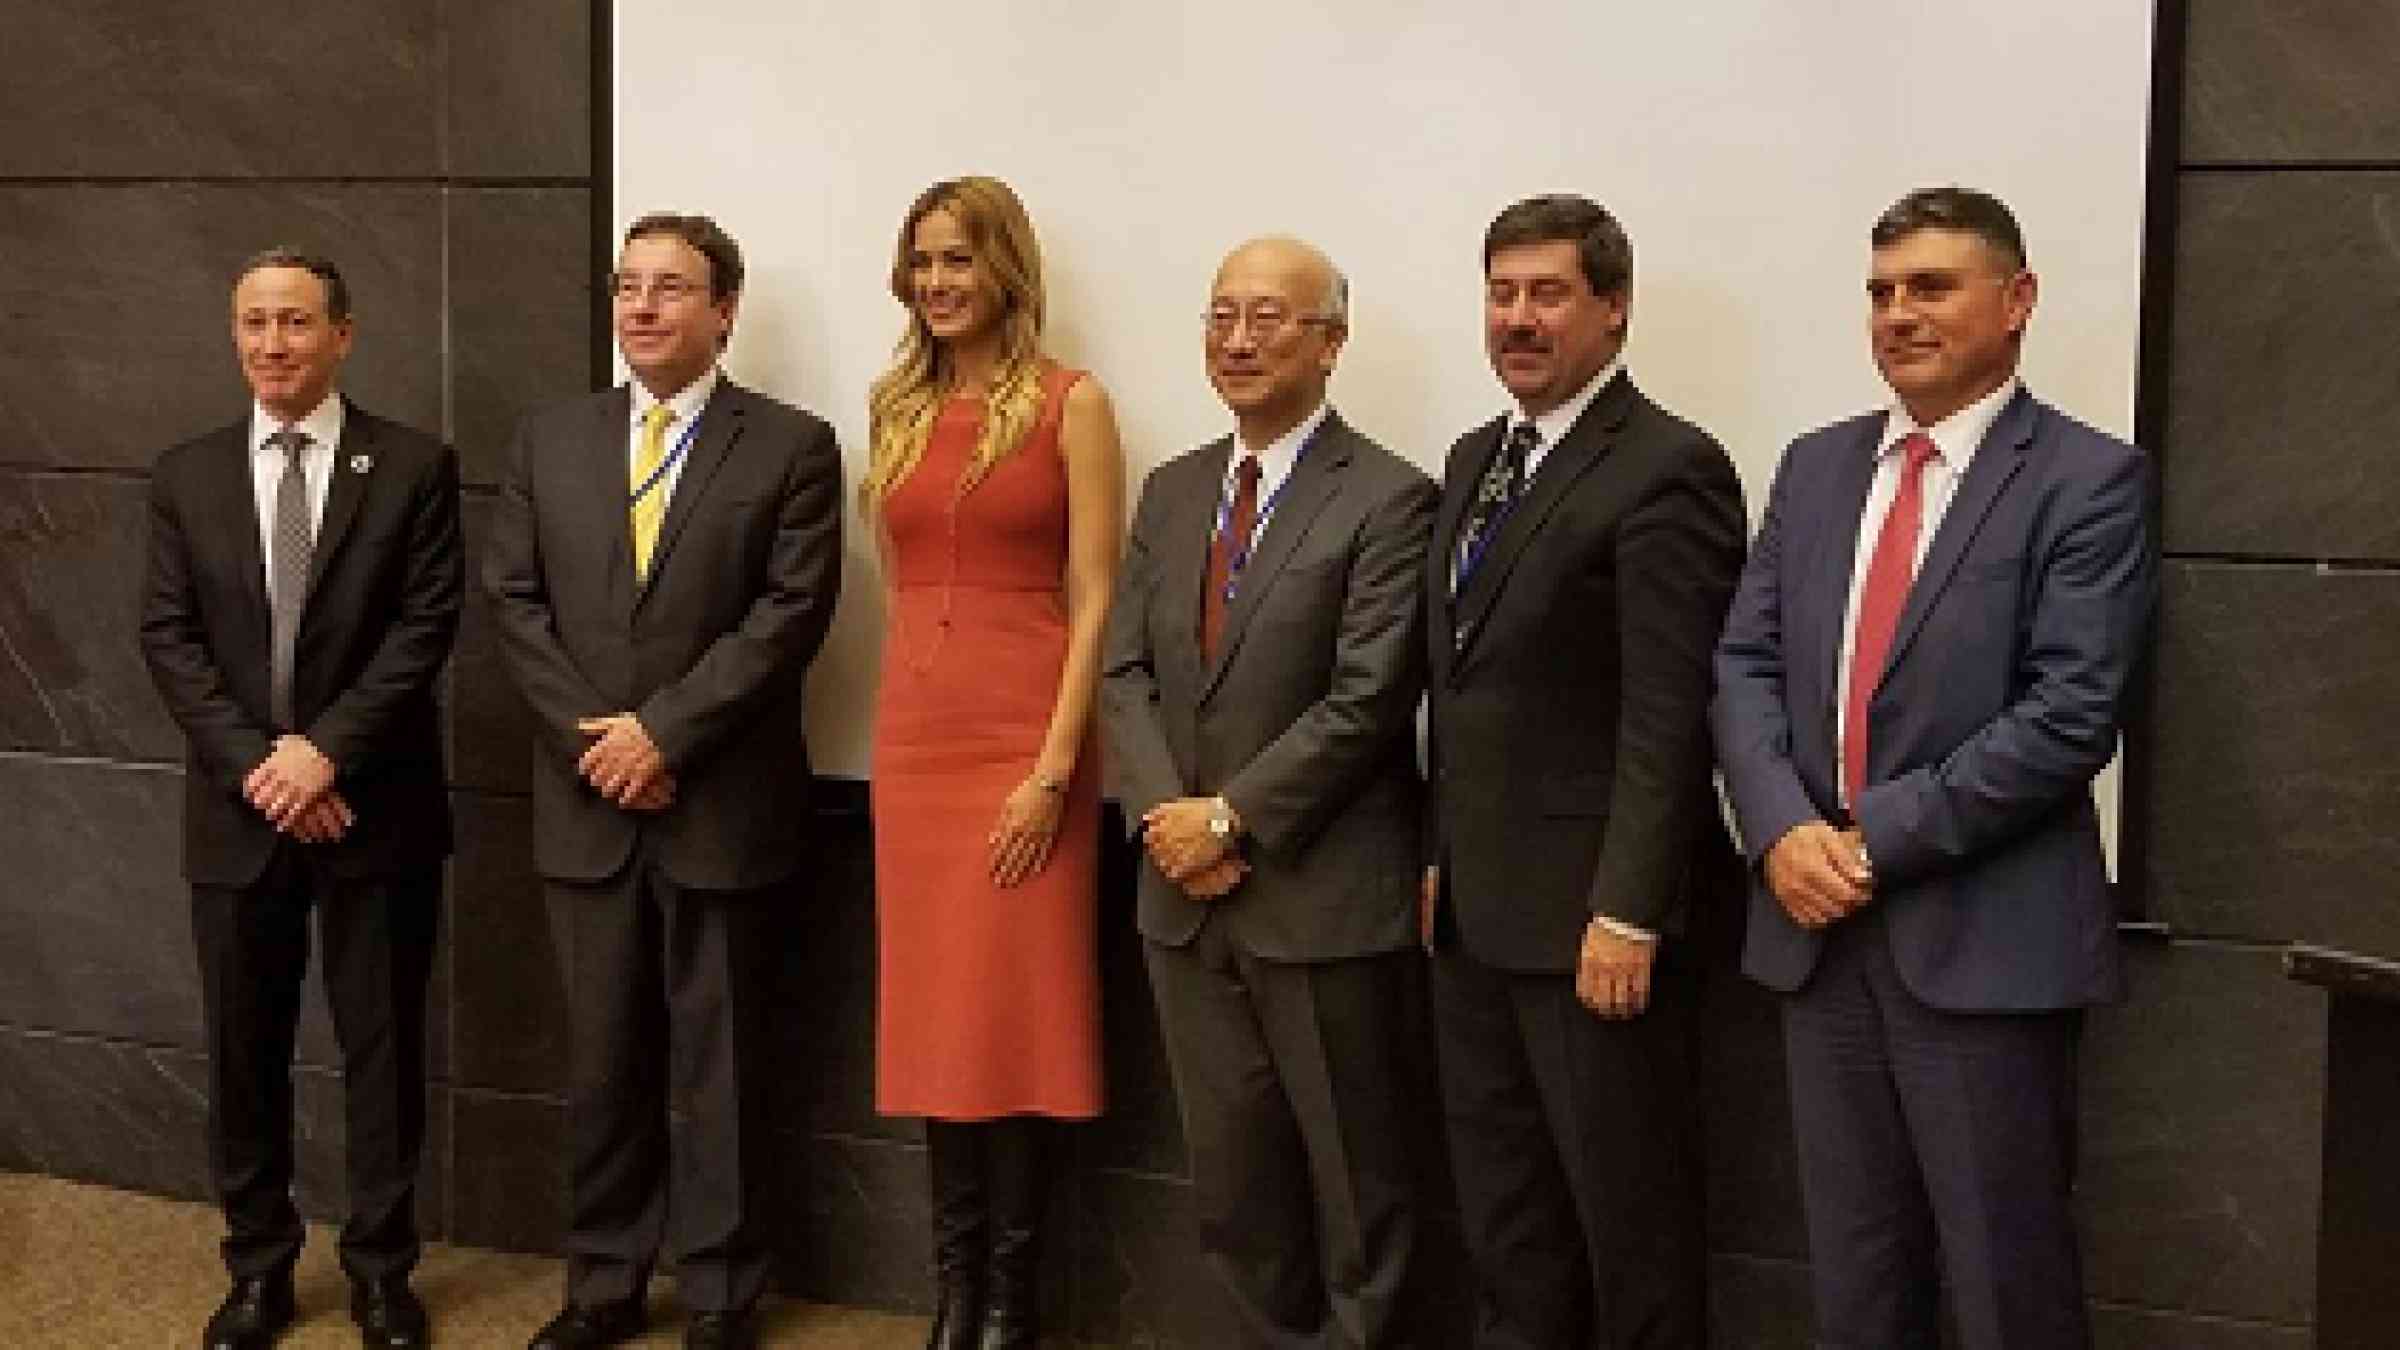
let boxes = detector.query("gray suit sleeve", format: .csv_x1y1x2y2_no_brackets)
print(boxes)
1099,470,1188,837
1220,473,1436,860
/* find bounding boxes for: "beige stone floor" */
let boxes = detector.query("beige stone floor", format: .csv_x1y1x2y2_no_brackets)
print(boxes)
0,1171,929,1348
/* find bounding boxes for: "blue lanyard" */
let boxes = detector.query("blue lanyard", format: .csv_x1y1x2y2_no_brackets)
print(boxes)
1213,425,1320,602
629,413,703,506
1452,429,1532,591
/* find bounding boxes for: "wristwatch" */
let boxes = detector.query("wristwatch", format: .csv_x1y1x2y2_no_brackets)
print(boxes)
1207,795,1240,840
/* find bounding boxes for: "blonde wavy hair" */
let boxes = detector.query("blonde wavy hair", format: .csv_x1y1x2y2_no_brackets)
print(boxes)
862,177,1049,505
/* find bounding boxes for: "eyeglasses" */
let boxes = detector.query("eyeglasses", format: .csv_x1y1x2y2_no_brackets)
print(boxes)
608,272,711,305
1202,305,1336,344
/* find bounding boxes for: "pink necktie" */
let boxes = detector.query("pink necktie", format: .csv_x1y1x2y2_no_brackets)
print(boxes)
1843,432,1939,805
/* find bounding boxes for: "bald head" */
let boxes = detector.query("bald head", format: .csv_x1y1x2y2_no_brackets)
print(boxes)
1214,235,1348,329
1205,235,1350,445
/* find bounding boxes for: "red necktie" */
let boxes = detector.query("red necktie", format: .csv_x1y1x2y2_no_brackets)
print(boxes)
1201,454,1261,662
1843,432,1939,805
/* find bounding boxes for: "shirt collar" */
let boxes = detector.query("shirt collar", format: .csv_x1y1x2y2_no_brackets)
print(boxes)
1878,376,2020,470
632,365,722,430
250,392,344,457
1513,357,1623,448
1230,400,1331,485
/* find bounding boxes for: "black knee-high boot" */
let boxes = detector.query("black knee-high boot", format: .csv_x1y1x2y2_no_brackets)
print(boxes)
925,1120,987,1350
979,1117,1051,1350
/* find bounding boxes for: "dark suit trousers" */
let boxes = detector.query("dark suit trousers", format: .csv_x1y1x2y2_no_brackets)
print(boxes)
545,848,780,1314
191,846,438,1282
1432,945,1705,1350
1782,907,2088,1350
1144,917,1419,1349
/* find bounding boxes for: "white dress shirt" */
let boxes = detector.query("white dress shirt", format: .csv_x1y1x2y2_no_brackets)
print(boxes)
629,366,721,513
1508,356,1623,481
1833,376,2021,804
249,392,343,582
1219,399,1332,558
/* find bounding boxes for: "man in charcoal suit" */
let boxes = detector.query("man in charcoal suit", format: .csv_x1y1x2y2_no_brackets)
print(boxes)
1422,195,1747,1349
141,247,463,1350
484,212,842,1350
1103,236,1435,1347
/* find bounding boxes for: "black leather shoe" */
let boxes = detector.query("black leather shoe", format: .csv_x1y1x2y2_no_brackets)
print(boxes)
203,1273,296,1350
526,1299,644,1349
351,1276,430,1348
685,1309,759,1350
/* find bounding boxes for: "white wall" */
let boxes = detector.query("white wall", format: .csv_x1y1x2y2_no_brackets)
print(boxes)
616,1,2156,799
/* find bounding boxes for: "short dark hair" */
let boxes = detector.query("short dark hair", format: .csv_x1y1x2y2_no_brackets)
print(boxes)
1483,194,1633,298
1871,187,2027,271
623,212,745,299
234,247,351,322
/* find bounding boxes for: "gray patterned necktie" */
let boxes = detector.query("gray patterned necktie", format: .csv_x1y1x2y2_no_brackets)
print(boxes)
267,429,315,729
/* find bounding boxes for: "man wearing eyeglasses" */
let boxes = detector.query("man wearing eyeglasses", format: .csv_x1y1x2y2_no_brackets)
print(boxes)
484,213,843,1350
1421,195,1746,1349
1102,236,1435,1346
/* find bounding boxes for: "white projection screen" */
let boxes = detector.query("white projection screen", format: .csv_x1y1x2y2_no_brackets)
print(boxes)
614,0,2157,856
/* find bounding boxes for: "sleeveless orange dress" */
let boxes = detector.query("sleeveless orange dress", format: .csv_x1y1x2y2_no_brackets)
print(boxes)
872,365,1103,1120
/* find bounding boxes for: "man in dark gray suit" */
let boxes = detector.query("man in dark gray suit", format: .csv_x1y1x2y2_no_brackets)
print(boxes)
1713,187,2156,1350
484,213,842,1350
143,247,461,1350
1422,195,1747,1349
1102,236,1435,1347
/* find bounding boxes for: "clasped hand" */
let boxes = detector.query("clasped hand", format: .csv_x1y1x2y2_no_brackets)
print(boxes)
1764,820,1874,928
1141,798,1247,900
244,735,352,843
576,714,675,811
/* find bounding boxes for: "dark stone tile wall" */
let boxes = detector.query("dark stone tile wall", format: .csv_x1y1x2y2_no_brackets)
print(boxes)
0,3,2369,1346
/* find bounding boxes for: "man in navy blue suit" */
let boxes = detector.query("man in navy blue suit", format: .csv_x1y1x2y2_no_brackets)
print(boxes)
1712,187,2156,1349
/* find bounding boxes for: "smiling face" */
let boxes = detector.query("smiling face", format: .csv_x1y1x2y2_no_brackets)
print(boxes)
907,206,999,348
1204,238,1344,439
1868,226,2036,425
1483,239,1625,418
612,231,736,399
232,265,353,422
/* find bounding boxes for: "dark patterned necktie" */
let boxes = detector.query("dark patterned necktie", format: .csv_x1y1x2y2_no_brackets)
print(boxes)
1201,454,1261,662
267,429,315,729
1452,420,1538,598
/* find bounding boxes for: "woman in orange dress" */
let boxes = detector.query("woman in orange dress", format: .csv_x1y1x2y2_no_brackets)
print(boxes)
863,176,1123,1350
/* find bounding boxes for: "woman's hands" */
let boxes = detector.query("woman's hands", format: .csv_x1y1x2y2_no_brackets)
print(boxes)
988,774,1067,887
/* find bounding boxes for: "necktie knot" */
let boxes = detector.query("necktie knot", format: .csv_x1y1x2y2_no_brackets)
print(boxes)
1234,454,1261,492
269,428,310,465
644,404,674,438
1898,430,1938,476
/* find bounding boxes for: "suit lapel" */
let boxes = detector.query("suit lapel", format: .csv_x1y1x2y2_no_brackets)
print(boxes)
207,424,271,634
1448,374,1635,673
636,380,746,609
1428,418,1503,685
1198,416,1350,704
1879,388,2036,681
306,399,372,596
1163,438,1231,688
1810,420,1885,718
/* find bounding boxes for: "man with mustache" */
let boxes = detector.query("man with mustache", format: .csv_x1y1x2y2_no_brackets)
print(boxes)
1713,187,2155,1349
1421,195,1746,1349
1103,235,1433,1346
141,248,462,1349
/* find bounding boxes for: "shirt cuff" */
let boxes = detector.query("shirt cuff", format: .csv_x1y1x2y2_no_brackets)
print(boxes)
1591,914,1657,943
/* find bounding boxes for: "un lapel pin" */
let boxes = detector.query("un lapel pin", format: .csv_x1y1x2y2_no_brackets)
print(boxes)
348,454,372,475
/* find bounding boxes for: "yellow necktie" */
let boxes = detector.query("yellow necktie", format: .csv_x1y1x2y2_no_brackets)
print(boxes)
631,403,672,578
